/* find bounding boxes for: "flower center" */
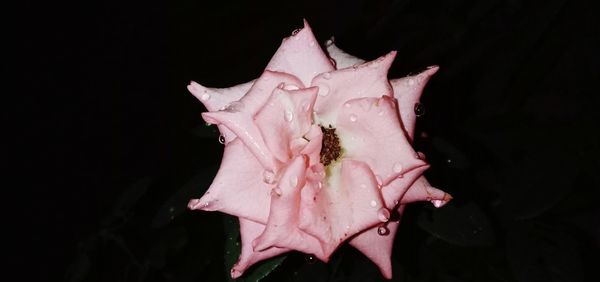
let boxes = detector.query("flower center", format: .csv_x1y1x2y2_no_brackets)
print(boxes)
320,125,341,166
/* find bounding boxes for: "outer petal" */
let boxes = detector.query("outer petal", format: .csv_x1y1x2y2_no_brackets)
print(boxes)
252,155,326,259
266,20,335,86
201,71,303,170
401,177,452,207
255,87,318,163
299,160,388,258
390,66,439,141
188,80,254,144
324,39,366,69
187,138,270,223
348,206,406,279
336,96,427,185
381,165,429,208
231,218,289,278
311,51,396,126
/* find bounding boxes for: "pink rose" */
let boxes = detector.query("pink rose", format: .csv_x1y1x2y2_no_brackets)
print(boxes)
188,20,451,279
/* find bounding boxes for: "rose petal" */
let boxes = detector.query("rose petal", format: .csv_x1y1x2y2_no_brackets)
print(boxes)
402,177,452,206
231,218,289,278
324,39,366,69
266,20,335,86
188,80,254,144
348,206,405,279
255,87,318,163
381,165,429,208
311,51,396,126
390,66,439,140
299,160,387,258
252,155,326,259
202,71,304,170
336,96,427,185
188,138,270,223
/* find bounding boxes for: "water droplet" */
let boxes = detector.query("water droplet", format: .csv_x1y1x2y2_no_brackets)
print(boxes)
378,208,391,222
284,110,294,122
370,200,378,207
323,72,331,79
290,176,298,188
407,78,415,86
394,200,399,205
392,162,403,173
349,114,357,122
416,152,426,160
344,102,351,108
225,101,244,112
309,41,315,47
414,102,425,117
318,181,323,189
305,254,316,264
200,93,210,101
169,206,175,213
325,38,334,46
291,28,301,36
359,183,367,189
263,170,275,184
377,225,389,236
218,135,225,144
317,85,329,96
378,110,385,116
205,122,212,127
432,199,445,208
271,187,282,197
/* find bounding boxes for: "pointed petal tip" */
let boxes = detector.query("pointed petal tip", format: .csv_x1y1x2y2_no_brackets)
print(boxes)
230,267,243,279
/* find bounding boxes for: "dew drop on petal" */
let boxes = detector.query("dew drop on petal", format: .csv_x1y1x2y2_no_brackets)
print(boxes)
323,72,331,79
329,57,337,68
414,102,425,117
344,102,351,108
392,162,403,173
317,85,329,96
284,109,294,122
263,170,275,184
377,225,390,236
393,200,399,205
291,28,301,36
218,135,225,144
378,208,391,222
370,200,378,208
309,41,315,47
200,93,210,101
407,78,415,86
349,114,357,122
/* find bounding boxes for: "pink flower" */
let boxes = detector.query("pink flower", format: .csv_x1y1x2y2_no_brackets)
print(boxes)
187,20,452,279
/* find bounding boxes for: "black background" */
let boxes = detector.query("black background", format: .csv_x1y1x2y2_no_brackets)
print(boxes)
16,0,599,281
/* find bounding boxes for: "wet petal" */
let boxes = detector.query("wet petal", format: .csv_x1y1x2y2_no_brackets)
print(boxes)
253,155,326,259
402,177,452,207
390,66,439,140
266,20,335,86
255,87,318,162
311,51,396,126
324,39,366,69
188,138,270,223
201,71,303,170
348,206,406,279
188,80,254,144
336,96,427,185
299,160,387,258
231,218,289,278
